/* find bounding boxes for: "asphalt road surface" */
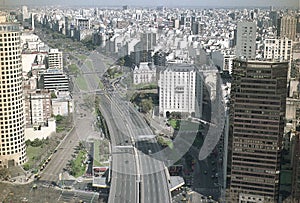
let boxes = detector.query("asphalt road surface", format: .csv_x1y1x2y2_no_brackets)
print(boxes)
98,91,172,203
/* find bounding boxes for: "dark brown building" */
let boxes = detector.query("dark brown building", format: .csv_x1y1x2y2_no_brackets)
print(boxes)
292,132,300,202
277,15,297,41
227,59,289,202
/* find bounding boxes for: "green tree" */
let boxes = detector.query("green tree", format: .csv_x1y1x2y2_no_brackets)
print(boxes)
23,163,31,171
55,115,64,123
0,168,10,180
31,138,43,147
118,57,125,66
25,140,31,146
140,99,153,113
51,92,57,98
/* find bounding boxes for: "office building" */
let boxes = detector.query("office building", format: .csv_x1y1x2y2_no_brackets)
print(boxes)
277,16,297,41
236,21,257,59
263,38,292,78
269,11,278,27
47,48,63,70
0,19,27,167
263,38,292,61
158,64,202,118
75,17,90,30
227,59,289,202
24,89,52,127
40,69,69,92
291,132,300,201
211,50,236,74
141,32,157,52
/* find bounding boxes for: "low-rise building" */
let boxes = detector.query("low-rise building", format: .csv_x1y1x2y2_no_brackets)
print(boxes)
133,62,156,85
52,93,73,116
24,89,52,127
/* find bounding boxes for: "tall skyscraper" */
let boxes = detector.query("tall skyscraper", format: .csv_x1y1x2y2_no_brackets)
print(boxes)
236,21,257,60
0,16,27,167
227,59,288,202
277,15,297,41
141,32,157,51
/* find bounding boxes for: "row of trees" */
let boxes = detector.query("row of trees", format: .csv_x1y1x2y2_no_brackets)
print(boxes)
25,138,49,148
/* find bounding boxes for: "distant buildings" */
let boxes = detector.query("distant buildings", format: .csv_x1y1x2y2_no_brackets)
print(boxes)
47,48,63,69
227,59,289,202
236,21,257,59
277,15,297,41
211,50,235,74
0,19,27,167
133,62,156,85
263,38,292,61
158,64,202,118
141,32,157,52
263,37,293,78
75,17,90,30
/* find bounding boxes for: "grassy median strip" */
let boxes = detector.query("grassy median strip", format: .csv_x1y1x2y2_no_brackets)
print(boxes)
76,75,88,91
69,150,87,178
69,64,80,75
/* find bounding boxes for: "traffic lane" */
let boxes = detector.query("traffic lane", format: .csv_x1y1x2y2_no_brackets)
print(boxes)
138,141,158,203
101,95,138,203
40,128,79,182
110,173,136,203
59,190,99,203
138,134,171,203
192,158,220,199
41,102,95,182
124,98,171,202
112,148,137,176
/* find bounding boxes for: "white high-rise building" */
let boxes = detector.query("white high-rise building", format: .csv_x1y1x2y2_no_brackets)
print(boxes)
48,49,63,69
0,19,27,167
158,64,203,117
263,37,293,79
263,38,292,61
236,21,257,59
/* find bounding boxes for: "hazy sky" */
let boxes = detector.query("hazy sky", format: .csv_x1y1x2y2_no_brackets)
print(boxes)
4,0,299,8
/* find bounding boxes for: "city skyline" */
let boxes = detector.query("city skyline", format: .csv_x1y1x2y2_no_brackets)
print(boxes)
1,2,300,202
2,0,299,8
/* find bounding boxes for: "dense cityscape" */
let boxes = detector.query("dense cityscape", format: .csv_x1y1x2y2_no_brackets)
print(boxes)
0,1,300,203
